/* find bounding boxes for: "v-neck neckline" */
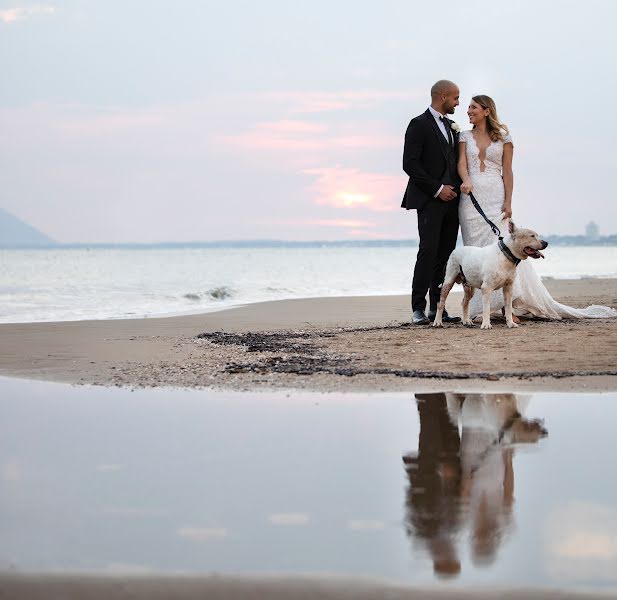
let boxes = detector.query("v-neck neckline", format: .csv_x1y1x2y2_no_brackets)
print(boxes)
470,131,494,172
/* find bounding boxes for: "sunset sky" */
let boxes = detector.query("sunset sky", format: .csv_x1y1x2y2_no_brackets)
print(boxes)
1,0,616,243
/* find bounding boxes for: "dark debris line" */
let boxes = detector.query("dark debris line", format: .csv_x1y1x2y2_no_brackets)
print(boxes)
225,355,355,376
196,331,318,354
197,329,617,381
196,330,351,375
196,323,410,348
224,360,617,381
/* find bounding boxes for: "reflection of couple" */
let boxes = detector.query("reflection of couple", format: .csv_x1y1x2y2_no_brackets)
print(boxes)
402,79,617,324
402,392,547,577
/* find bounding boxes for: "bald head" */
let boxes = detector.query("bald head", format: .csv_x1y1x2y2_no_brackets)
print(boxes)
431,79,458,97
430,80,460,115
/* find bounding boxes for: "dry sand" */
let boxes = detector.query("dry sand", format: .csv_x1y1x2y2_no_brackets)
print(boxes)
1,278,616,392
0,573,613,600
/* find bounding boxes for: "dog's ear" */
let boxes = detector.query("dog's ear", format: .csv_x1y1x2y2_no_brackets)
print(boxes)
508,220,517,235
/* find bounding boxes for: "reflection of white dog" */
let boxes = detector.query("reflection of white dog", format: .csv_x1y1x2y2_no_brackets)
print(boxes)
447,392,547,565
433,221,548,329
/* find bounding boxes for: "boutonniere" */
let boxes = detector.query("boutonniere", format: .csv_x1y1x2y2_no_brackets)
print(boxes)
450,122,461,133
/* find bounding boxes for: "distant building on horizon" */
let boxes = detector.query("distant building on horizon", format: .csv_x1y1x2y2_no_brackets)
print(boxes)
585,221,599,241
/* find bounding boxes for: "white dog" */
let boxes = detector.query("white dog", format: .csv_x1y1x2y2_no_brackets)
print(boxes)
433,221,548,329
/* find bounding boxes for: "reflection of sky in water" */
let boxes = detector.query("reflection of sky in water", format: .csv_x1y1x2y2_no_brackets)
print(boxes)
0,377,616,590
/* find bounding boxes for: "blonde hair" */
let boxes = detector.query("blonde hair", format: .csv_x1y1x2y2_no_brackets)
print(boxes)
472,95,509,142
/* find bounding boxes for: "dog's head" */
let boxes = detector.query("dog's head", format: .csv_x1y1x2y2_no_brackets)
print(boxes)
508,417,548,444
508,221,548,259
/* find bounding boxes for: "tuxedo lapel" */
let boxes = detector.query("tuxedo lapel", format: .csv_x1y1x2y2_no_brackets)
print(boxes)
443,117,456,146
446,117,460,150
424,109,448,160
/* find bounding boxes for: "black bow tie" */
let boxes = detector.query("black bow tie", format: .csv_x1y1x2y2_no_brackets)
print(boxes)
440,116,453,146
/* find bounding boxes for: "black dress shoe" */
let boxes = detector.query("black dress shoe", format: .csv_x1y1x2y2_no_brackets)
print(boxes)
427,309,461,323
412,309,430,325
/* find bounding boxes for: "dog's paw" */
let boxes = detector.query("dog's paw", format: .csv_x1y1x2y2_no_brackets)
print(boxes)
462,319,474,326
480,322,493,330
506,321,519,328
432,321,443,328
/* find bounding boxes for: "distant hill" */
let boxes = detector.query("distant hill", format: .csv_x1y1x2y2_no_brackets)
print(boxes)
0,209,615,248
0,207,55,248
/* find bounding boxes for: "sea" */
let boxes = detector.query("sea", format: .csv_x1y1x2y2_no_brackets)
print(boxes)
1,245,617,323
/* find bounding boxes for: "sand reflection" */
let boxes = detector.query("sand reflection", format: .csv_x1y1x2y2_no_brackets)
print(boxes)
403,392,547,578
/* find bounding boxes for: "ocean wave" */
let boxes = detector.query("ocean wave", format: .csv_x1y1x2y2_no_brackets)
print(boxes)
3,246,616,323
207,286,234,300
183,286,234,302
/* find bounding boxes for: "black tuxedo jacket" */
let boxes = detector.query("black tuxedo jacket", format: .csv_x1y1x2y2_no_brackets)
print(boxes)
401,109,461,211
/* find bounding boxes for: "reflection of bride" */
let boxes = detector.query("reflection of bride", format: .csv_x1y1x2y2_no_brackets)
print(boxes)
458,94,617,321
403,392,547,575
447,393,545,565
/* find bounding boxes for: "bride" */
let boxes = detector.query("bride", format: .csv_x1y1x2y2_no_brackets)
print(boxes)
457,95,616,320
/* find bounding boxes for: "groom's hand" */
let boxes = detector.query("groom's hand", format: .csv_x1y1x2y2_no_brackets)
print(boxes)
438,185,457,201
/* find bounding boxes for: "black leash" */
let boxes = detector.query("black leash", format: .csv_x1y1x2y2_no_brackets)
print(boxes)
467,191,520,266
469,411,522,477
468,191,501,237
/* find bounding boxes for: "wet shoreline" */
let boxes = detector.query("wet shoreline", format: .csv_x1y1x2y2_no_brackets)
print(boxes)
1,279,616,393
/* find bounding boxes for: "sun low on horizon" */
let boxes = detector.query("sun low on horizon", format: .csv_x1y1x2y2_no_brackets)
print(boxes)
1,1,616,244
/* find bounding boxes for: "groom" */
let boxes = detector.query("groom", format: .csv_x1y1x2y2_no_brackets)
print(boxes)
401,80,462,325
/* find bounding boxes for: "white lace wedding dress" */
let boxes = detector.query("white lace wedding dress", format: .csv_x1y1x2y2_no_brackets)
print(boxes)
458,129,617,319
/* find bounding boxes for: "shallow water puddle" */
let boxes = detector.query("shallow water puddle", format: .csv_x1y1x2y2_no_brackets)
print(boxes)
0,377,615,591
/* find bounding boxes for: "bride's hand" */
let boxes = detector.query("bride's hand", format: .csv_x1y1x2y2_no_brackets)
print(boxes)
502,205,512,218
460,180,473,194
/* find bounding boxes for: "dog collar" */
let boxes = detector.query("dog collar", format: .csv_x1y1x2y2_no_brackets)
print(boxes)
498,237,521,266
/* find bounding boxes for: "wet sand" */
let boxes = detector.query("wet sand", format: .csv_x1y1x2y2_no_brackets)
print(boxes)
0,278,616,392
0,574,613,600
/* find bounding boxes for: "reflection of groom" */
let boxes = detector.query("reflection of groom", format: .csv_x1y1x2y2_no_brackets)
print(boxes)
403,393,463,577
401,80,462,325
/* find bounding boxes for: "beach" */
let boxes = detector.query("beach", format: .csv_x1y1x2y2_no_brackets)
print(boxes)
1,277,616,392
3,276,616,597
2,573,612,600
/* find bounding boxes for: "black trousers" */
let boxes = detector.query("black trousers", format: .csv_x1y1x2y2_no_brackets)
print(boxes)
411,198,459,312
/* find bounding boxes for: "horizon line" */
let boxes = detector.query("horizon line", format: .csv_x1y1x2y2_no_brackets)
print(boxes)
2,234,617,250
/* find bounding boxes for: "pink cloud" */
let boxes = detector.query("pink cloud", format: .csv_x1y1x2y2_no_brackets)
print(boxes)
58,110,165,136
306,219,377,228
258,90,422,113
303,167,405,212
348,229,390,238
0,103,170,143
329,134,399,148
260,120,328,134
0,5,56,24
0,102,226,158
213,88,416,159
263,217,377,229
220,119,398,153
220,119,329,151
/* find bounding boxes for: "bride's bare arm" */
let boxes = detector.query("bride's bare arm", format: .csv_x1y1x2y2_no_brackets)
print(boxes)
457,141,472,194
502,142,514,218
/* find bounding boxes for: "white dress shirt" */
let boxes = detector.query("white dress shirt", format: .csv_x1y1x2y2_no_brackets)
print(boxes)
428,105,452,142
427,106,453,197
